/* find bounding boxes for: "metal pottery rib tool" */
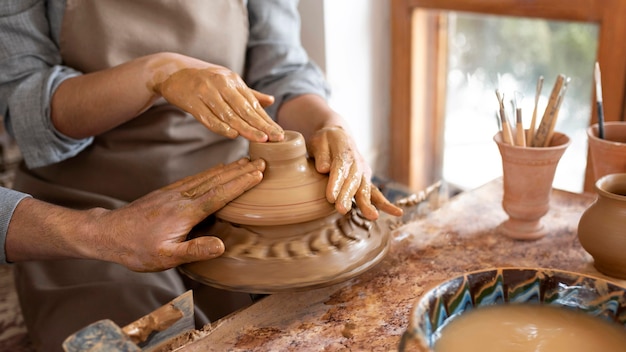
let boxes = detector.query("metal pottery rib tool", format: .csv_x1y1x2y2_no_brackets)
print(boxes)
62,290,195,352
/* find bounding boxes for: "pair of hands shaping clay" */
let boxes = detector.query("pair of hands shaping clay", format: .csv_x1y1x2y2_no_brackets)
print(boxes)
153,65,402,291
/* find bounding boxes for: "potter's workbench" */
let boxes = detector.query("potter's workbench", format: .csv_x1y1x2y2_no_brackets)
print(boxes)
177,178,625,351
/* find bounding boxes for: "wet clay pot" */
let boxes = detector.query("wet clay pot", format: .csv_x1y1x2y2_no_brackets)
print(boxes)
179,131,390,293
494,131,570,240
578,173,626,279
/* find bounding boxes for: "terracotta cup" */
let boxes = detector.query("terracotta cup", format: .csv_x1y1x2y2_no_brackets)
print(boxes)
494,131,570,240
587,122,626,182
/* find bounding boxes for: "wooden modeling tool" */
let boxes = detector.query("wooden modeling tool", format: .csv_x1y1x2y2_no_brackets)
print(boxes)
531,74,567,147
544,77,570,146
515,106,526,147
595,61,605,139
514,92,526,147
496,89,514,145
527,76,544,143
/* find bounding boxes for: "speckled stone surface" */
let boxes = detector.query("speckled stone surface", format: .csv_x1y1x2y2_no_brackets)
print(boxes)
178,178,626,352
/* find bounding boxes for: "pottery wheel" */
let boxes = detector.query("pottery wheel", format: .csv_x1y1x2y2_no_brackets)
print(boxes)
179,131,391,293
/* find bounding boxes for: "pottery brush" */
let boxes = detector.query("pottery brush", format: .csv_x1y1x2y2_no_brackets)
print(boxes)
531,74,566,147
527,76,544,143
514,92,526,147
495,89,514,145
595,61,605,139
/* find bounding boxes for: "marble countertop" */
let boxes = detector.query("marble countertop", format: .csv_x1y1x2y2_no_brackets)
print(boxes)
177,178,625,351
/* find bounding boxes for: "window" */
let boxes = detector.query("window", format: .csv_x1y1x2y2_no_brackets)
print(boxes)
390,0,626,193
442,13,598,193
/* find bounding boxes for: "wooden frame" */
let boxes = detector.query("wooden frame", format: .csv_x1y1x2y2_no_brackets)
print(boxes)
390,0,626,191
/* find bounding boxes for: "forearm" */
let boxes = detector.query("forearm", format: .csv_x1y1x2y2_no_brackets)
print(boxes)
5,198,103,263
50,52,213,139
276,94,346,141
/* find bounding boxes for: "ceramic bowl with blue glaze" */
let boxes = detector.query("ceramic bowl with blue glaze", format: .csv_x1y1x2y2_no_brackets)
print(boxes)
398,267,626,351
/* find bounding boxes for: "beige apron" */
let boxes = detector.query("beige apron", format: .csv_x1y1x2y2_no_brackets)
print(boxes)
13,1,253,350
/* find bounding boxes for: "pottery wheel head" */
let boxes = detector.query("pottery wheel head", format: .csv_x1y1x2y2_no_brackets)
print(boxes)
216,130,335,226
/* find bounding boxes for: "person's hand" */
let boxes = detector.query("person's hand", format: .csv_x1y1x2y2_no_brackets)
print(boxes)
93,158,266,272
153,65,284,142
307,126,403,220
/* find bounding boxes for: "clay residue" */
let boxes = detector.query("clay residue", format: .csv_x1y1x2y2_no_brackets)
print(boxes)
122,303,183,344
234,327,284,349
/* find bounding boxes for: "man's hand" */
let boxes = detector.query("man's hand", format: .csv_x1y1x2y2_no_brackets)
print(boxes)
88,158,266,272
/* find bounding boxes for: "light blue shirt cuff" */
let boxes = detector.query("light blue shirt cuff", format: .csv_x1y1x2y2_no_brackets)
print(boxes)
0,188,32,264
7,65,93,169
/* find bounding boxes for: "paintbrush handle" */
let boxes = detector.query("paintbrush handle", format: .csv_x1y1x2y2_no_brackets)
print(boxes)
595,62,605,139
527,76,544,144
597,101,605,139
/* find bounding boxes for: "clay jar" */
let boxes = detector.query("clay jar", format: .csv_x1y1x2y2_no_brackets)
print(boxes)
494,131,570,240
578,173,626,279
215,129,335,225
179,131,390,293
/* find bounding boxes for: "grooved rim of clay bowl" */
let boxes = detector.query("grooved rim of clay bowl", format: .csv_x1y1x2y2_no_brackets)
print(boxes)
398,267,626,352
178,234,390,294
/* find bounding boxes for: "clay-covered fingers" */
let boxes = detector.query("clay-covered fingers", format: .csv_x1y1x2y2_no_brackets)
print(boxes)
308,126,403,219
352,176,378,219
163,157,241,192
199,84,270,142
167,236,226,267
308,127,359,206
355,181,404,220
223,85,284,142
181,158,266,215
329,159,360,214
332,173,405,220
252,90,276,108
155,67,283,142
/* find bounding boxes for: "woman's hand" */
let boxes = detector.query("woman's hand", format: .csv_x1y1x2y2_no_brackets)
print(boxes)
91,158,266,272
153,65,284,143
307,126,403,220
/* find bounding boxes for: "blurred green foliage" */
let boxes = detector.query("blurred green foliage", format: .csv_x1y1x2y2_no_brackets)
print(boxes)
449,12,599,128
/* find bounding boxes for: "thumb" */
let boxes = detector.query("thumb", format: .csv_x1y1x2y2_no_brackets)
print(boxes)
252,90,275,108
173,236,225,264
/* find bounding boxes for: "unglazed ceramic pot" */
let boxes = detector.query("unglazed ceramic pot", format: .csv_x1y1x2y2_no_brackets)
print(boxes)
494,131,570,240
399,267,626,351
587,122,626,181
179,131,390,293
578,173,626,279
